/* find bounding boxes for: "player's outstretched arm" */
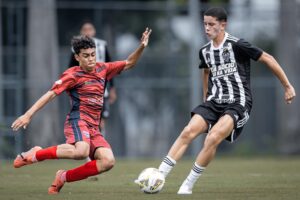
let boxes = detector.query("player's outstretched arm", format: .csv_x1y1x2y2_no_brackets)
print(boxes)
11,91,57,131
259,52,296,104
124,27,152,70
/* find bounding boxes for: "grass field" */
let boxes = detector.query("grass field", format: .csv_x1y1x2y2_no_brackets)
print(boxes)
1,157,300,200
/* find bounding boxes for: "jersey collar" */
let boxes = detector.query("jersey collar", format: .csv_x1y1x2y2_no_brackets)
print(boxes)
210,32,228,50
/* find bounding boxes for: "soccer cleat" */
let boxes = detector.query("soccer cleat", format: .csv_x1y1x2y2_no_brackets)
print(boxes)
177,184,193,195
48,170,66,195
13,146,42,168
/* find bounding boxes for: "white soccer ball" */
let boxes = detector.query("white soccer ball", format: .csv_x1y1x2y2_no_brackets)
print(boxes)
134,167,165,194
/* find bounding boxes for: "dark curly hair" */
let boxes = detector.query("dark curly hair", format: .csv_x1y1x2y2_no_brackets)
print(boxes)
71,35,96,55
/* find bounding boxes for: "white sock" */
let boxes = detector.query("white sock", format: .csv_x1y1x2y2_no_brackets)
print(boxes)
32,154,37,162
158,156,176,178
182,162,205,189
85,157,91,162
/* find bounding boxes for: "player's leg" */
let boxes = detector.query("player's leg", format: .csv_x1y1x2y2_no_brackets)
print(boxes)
14,141,90,168
48,152,99,195
56,148,114,181
94,147,115,173
158,114,208,178
196,114,234,166
13,146,43,168
86,120,110,181
91,131,115,174
48,147,115,195
14,120,90,168
56,141,90,159
55,147,114,184
48,128,114,194
178,114,234,194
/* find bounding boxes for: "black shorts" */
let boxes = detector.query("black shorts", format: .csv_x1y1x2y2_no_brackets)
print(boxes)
192,101,251,142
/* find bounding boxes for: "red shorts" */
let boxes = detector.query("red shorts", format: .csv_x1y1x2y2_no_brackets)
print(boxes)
64,119,111,159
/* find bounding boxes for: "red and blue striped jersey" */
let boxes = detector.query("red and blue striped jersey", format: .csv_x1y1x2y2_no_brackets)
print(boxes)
51,61,126,127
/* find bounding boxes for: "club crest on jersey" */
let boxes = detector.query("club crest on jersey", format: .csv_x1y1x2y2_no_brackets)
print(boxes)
222,48,231,63
82,131,90,138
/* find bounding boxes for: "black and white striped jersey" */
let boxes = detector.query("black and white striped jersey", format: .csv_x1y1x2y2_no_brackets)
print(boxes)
199,32,263,108
94,38,108,62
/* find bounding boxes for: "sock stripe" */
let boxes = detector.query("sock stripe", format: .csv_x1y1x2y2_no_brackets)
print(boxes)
163,157,175,167
192,164,205,174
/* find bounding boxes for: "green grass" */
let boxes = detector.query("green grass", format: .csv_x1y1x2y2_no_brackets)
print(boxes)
1,157,300,200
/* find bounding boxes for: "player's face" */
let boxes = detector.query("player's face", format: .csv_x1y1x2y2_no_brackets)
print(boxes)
203,16,226,40
75,48,96,72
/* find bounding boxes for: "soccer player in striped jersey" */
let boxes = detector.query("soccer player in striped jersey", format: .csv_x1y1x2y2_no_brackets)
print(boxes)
158,7,296,194
11,28,152,194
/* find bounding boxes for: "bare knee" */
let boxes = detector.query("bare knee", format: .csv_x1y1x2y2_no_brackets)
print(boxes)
104,156,115,171
73,148,89,160
179,125,197,144
98,156,115,172
204,131,223,149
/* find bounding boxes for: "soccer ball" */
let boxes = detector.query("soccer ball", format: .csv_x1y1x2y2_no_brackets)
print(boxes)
134,167,165,194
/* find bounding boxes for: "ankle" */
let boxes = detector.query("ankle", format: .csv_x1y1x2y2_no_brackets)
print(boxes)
60,171,67,183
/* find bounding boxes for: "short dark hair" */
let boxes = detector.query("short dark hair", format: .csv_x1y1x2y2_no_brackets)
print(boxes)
71,35,95,54
204,7,227,22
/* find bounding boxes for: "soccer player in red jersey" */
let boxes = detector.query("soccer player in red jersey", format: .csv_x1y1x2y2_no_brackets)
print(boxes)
11,27,152,194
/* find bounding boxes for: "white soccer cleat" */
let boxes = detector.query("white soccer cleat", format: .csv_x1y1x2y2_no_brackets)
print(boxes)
177,184,192,195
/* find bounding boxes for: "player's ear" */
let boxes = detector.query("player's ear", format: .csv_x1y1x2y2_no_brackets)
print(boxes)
74,54,80,62
221,21,227,31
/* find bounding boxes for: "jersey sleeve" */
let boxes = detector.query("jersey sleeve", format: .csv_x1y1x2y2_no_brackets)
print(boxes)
106,61,127,81
236,39,263,61
50,71,76,95
198,49,208,69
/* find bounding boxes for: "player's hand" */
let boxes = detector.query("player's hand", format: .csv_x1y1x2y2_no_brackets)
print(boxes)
11,114,31,131
141,27,152,47
284,84,296,104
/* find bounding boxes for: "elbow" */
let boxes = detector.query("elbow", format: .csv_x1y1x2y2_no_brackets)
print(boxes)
48,91,57,100
267,54,275,63
125,60,136,70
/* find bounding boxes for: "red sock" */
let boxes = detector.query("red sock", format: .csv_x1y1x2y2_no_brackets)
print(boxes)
35,146,57,161
66,160,99,182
